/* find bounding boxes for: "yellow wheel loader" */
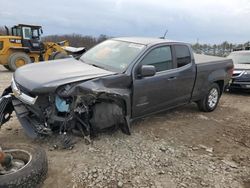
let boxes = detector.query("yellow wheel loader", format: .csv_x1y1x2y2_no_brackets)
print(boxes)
0,24,85,71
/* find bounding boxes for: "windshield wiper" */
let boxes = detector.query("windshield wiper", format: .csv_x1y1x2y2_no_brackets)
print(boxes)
80,58,108,70
90,64,106,70
80,59,105,69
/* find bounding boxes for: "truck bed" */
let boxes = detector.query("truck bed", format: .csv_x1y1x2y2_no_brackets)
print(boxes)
191,53,233,102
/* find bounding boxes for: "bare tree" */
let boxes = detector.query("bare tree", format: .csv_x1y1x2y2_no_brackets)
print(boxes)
191,41,249,57
43,34,109,50
0,26,6,35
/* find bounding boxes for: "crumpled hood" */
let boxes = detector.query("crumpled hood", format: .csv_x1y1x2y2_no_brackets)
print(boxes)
234,63,250,70
14,58,115,93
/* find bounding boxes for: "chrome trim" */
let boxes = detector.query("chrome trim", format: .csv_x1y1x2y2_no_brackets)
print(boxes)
11,77,38,105
232,70,245,78
0,94,12,102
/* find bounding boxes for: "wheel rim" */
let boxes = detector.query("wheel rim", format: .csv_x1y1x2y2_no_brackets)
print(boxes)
15,58,26,67
0,149,32,176
208,88,219,109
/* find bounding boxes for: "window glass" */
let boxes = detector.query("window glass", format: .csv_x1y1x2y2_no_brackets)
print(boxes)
13,28,22,36
23,27,32,39
140,46,173,72
32,29,39,39
174,45,191,67
81,40,145,72
227,53,250,64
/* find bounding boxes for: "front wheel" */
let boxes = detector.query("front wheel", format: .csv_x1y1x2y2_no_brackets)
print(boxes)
197,83,221,112
8,52,31,71
0,144,48,188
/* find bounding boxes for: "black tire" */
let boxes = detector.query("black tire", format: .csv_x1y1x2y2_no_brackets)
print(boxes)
0,144,48,188
197,83,221,112
8,52,31,71
50,52,69,60
3,65,11,71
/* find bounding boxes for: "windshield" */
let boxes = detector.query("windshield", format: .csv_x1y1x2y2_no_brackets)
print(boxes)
80,40,145,72
12,28,22,37
228,52,250,64
32,29,40,39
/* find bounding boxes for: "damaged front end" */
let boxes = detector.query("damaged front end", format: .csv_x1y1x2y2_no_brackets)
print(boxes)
0,87,14,127
0,75,131,141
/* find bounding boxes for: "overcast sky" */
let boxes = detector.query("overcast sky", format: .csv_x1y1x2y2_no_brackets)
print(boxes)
1,0,250,43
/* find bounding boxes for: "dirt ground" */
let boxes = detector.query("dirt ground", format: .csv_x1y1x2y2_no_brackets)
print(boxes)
0,65,250,188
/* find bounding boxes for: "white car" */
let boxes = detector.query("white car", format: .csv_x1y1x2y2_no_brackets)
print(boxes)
227,50,250,90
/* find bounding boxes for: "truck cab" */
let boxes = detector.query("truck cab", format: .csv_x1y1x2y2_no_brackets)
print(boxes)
11,24,43,52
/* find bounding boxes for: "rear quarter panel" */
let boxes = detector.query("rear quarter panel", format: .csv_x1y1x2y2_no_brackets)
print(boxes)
192,59,233,101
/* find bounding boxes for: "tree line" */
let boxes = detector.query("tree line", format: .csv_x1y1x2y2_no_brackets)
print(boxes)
1,26,249,56
42,34,109,50
0,26,5,35
0,26,108,49
192,41,250,57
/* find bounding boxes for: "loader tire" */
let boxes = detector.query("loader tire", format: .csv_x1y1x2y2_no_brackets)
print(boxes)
8,52,31,71
51,52,69,60
0,144,48,188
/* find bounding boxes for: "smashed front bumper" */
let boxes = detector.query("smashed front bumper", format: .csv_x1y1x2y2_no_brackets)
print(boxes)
0,79,50,138
1,77,131,139
11,77,38,105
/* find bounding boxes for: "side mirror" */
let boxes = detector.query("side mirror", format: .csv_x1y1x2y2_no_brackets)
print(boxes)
139,65,156,78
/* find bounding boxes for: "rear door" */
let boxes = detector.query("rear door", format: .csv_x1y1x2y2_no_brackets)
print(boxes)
171,45,196,104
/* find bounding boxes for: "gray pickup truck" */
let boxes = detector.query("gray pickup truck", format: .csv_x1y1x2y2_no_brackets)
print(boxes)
0,37,234,139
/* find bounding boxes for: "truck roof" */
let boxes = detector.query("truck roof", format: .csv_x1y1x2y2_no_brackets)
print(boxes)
113,37,182,45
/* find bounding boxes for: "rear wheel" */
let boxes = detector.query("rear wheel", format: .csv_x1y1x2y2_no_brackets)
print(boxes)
197,83,221,112
0,144,47,188
8,52,31,71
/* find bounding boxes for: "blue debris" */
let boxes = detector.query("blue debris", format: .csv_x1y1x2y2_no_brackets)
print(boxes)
55,96,69,112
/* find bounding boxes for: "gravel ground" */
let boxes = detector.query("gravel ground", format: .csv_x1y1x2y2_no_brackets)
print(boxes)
0,65,250,188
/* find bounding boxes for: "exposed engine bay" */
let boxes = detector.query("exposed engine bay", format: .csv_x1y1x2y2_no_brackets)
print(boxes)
0,73,132,142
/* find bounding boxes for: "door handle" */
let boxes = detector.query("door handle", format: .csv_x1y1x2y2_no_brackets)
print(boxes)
167,76,177,80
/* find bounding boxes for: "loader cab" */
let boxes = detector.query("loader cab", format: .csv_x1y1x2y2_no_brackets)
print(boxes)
11,24,43,52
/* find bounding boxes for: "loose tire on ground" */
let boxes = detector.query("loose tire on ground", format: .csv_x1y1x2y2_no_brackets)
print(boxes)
8,52,31,71
197,83,221,112
0,144,48,188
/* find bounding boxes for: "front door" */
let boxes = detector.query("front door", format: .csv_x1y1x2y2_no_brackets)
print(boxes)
132,44,196,118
